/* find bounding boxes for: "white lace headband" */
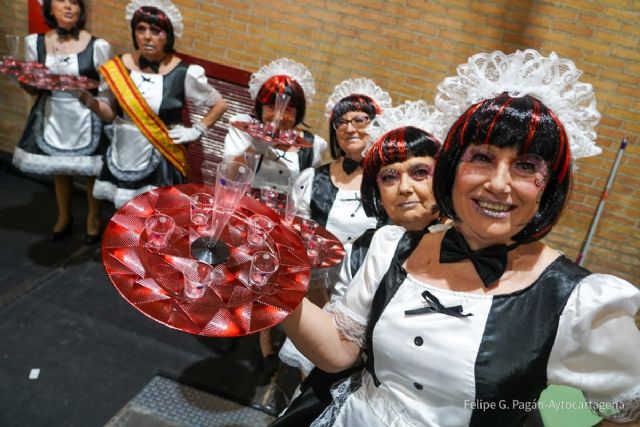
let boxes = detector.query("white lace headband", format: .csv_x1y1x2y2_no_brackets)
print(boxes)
435,49,601,159
364,100,446,156
125,0,184,38
324,78,392,120
248,58,315,103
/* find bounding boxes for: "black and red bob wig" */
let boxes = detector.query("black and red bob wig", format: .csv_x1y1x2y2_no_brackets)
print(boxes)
362,126,441,223
130,6,176,53
254,76,307,126
432,93,572,244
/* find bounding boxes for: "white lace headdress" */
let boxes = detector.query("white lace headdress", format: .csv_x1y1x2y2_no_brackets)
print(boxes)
125,0,184,38
364,100,446,156
324,78,393,120
435,49,601,159
248,58,315,103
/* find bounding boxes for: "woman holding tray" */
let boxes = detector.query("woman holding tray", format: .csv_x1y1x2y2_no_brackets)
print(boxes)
13,0,112,243
280,50,640,426
223,57,328,193
82,0,228,208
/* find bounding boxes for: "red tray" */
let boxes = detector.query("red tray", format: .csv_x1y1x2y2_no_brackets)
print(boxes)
231,120,313,148
102,184,312,337
0,59,47,76
18,72,99,91
246,188,346,268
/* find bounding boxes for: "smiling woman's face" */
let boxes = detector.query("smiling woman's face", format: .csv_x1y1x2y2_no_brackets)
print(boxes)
452,144,548,248
334,111,370,161
377,156,438,231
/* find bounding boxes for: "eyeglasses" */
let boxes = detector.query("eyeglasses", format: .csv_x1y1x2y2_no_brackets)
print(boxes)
333,115,371,131
376,163,434,187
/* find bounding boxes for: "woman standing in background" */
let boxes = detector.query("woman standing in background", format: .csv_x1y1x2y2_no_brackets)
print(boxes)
13,0,112,243
223,57,327,193
83,0,227,208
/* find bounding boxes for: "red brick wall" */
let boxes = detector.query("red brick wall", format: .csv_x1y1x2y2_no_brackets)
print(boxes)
1,0,638,284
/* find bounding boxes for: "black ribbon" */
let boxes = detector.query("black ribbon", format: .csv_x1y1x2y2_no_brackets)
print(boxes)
342,157,362,175
405,289,472,318
138,56,162,73
56,27,79,39
440,228,519,287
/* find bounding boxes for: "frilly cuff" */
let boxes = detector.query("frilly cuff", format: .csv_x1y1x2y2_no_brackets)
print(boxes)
590,386,640,423
326,300,367,348
278,338,315,375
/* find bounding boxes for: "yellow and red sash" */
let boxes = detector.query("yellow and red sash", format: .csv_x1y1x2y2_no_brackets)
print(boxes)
99,56,190,177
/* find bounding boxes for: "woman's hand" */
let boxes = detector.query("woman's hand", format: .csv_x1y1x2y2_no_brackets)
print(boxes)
168,124,205,144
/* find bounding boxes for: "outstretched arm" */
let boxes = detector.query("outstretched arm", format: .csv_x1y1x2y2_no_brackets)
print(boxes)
281,298,361,373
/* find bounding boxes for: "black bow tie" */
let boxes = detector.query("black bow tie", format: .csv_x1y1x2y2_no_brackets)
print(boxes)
56,27,79,39
139,56,162,73
440,228,519,287
342,157,362,175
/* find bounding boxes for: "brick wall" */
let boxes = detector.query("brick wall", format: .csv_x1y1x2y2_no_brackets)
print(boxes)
1,0,638,284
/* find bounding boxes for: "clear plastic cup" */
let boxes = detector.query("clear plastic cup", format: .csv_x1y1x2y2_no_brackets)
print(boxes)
144,214,175,249
182,260,215,299
306,234,325,265
248,251,279,290
190,192,214,226
247,214,275,249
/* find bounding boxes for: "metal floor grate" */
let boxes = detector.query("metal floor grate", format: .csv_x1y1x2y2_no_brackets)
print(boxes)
105,376,275,427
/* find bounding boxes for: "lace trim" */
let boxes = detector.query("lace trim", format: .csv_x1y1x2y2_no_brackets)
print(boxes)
310,371,364,427
326,301,367,348
590,386,640,423
278,338,315,375
12,147,102,176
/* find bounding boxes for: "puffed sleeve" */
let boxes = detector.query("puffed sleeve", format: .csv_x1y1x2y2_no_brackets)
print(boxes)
325,225,406,348
92,38,112,67
185,64,222,107
92,38,112,97
311,134,328,166
24,34,38,62
290,167,315,219
547,274,640,423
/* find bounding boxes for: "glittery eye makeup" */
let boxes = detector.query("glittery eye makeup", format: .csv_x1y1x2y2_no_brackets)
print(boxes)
460,145,549,185
376,163,433,186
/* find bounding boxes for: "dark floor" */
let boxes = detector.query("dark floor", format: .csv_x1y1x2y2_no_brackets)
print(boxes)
0,159,297,427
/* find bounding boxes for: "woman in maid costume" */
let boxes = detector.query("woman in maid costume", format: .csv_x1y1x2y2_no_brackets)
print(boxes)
280,50,640,426
223,57,327,193
84,0,228,208
273,100,445,426
13,0,112,243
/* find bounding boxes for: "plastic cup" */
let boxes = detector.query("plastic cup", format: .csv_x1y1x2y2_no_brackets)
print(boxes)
247,214,275,249
260,186,280,210
300,218,318,242
190,192,214,226
248,251,279,290
144,214,175,249
182,260,215,299
306,234,325,265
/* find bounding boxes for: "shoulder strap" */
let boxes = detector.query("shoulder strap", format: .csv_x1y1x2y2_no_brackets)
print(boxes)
36,34,45,64
364,229,426,386
309,164,337,227
297,130,315,170
349,228,377,278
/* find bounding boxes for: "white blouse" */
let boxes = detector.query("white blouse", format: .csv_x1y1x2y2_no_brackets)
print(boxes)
321,225,640,426
224,113,328,192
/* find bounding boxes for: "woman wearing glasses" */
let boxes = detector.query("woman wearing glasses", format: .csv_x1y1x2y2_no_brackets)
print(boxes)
289,78,391,307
